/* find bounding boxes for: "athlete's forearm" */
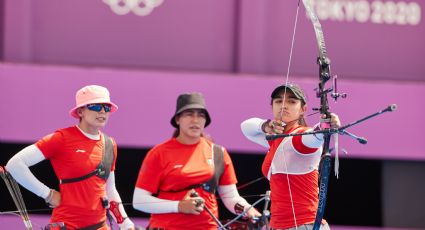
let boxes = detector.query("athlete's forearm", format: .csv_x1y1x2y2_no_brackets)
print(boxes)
218,184,250,214
5,144,51,199
132,187,179,214
241,118,270,148
106,172,135,229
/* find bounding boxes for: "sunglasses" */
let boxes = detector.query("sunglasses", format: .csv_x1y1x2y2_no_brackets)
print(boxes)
86,104,112,112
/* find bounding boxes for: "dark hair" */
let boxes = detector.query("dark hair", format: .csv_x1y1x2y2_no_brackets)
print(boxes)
270,89,308,127
172,129,179,138
171,92,211,128
299,116,307,127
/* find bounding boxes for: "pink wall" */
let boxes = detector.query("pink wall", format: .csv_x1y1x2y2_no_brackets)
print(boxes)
238,1,425,80
3,0,425,81
1,63,424,161
2,0,424,159
4,0,237,71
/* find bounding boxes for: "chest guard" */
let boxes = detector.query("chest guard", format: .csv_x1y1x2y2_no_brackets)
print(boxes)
200,144,224,194
60,134,115,184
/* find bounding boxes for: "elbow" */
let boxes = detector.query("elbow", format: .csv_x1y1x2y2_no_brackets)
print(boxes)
132,201,138,211
132,202,138,211
132,189,142,211
240,121,250,136
240,119,259,138
5,155,21,174
132,190,137,210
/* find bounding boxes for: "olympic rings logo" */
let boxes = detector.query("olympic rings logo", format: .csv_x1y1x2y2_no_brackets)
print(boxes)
103,0,164,16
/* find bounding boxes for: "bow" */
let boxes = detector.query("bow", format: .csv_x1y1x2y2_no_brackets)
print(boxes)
301,0,334,228
279,0,335,227
265,1,397,229
0,166,33,230
264,0,339,228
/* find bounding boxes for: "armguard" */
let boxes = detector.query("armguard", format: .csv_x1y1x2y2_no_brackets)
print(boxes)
109,201,127,224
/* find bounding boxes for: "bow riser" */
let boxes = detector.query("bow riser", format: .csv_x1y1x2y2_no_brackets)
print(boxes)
302,0,333,229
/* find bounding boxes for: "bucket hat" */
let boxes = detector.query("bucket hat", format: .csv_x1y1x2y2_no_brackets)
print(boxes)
170,92,211,128
69,85,118,119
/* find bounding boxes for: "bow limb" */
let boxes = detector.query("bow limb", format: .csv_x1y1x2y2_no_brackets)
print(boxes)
275,0,333,227
301,0,333,229
302,0,330,66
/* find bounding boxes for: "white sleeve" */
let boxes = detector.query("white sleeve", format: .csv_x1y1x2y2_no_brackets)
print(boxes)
240,118,270,148
301,124,324,148
218,184,250,214
5,144,51,199
105,172,135,229
132,187,179,214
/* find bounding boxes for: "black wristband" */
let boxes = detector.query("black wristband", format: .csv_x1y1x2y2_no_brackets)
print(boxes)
234,203,245,214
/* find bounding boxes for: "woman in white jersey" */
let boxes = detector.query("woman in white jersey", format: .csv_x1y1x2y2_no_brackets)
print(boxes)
240,83,340,230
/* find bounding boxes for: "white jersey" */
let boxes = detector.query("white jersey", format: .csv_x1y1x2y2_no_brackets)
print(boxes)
268,127,322,179
240,118,324,179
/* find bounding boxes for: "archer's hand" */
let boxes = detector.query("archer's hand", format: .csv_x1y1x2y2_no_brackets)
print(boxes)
245,207,262,219
119,218,136,230
178,190,205,215
329,113,341,128
46,189,61,208
263,120,285,134
320,113,341,129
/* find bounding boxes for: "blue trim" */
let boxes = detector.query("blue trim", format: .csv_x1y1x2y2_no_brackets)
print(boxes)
313,154,331,230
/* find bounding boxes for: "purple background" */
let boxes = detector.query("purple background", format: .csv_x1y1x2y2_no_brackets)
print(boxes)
1,63,423,161
3,0,425,81
1,1,425,229
0,0,424,159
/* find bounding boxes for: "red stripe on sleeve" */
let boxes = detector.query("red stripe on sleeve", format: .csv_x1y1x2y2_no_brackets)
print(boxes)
292,135,318,154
